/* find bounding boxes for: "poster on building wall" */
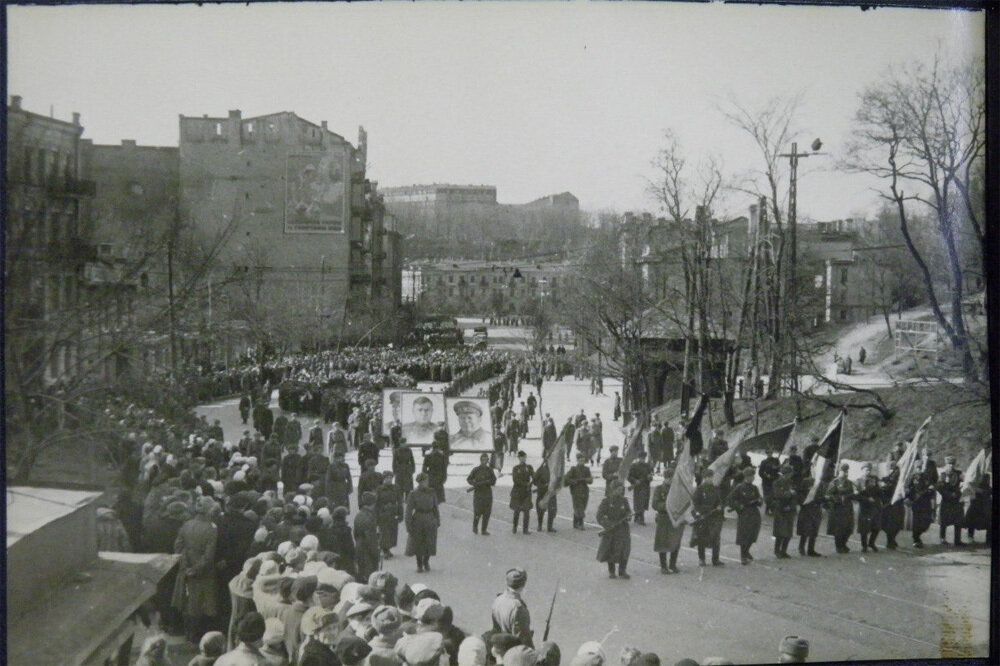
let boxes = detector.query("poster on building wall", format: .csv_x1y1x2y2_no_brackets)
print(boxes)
382,389,446,446
285,149,350,233
444,396,494,452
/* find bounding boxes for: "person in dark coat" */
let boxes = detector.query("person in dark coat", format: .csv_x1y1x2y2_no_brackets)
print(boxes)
467,453,497,535
826,464,857,553
627,451,653,525
564,453,592,529
856,462,883,553
533,459,557,533
691,469,724,566
879,463,904,549
771,465,798,559
937,456,965,546
115,486,144,554
601,446,622,482
786,446,804,483
652,465,684,573
422,443,449,504
324,506,356,575
284,417,302,451
273,414,289,448
393,441,416,498
215,495,258,595
308,421,324,451
596,480,632,579
305,444,330,490
541,417,557,459
965,450,992,544
375,471,403,557
510,451,535,535
354,492,380,581
389,420,404,449
405,474,440,572
728,467,763,564
358,458,383,498
613,392,622,422
254,404,274,440
796,471,824,557
281,442,305,491
561,417,576,461
173,498,219,643
325,451,353,510
239,394,252,425
661,422,676,468
758,450,781,516
906,469,935,548
358,436,380,472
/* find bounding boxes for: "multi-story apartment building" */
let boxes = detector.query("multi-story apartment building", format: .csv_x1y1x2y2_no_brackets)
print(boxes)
5,96,105,387
412,260,569,315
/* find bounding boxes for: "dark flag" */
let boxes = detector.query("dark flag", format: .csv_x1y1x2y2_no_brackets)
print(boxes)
540,430,568,505
684,394,709,457
708,422,796,487
804,411,845,504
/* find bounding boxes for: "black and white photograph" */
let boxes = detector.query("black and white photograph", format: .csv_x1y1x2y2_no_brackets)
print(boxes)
3,2,996,665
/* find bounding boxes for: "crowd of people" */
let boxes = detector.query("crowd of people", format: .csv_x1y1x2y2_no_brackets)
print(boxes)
85,342,991,666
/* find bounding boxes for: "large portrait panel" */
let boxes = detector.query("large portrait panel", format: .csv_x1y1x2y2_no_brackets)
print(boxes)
444,396,494,452
383,389,446,446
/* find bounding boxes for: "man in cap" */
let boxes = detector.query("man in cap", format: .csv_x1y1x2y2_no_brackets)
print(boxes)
937,455,965,546
626,450,653,525
601,446,622,483
691,469,724,567
778,636,809,663
856,462,883,553
533,456,558,533
771,464,798,559
422,442,448,504
542,414,558,459
403,396,440,444
728,466,763,564
563,453,593,529
510,451,535,535
451,400,491,449
826,463,857,553
325,451,353,511
905,466,935,548
596,480,632,579
467,452,497,535
216,611,266,665
758,449,781,516
239,394,252,425
491,568,533,648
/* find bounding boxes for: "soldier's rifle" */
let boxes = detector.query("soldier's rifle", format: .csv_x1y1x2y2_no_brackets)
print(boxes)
542,578,560,642
596,512,633,537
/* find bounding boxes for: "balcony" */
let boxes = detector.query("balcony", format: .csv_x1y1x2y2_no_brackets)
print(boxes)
47,177,96,198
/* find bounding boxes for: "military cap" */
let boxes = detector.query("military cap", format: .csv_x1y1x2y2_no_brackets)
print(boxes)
609,445,619,452
453,400,483,416
506,567,528,587
779,636,809,660
517,450,527,458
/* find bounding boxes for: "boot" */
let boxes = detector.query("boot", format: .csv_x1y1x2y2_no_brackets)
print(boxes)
618,563,631,579
867,534,878,552
798,536,807,556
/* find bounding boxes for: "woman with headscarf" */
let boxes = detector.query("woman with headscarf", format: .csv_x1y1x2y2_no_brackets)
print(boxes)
173,496,220,643
405,474,440,573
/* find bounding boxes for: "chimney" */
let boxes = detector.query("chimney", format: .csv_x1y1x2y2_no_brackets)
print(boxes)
122,139,137,148
10,95,22,110
229,110,242,143
72,112,81,126
321,121,328,131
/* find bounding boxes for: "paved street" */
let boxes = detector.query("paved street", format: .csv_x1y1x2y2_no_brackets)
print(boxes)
197,376,989,663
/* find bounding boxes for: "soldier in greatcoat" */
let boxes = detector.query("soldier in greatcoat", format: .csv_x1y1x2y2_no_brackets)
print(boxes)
405,474,440,573
758,450,781,515
906,469,935,548
652,464,684,573
771,464,798,558
354,492,380,581
596,480,632,579
727,467,763,564
691,469,724,566
533,458,557,533
937,455,965,546
510,451,535,535
564,453,593,529
392,440,415,499
422,442,448,504
627,451,653,525
375,471,403,557
879,462,904,550
795,470,824,557
826,463,857,553
601,445,622,482
856,462,883,553
467,453,497,535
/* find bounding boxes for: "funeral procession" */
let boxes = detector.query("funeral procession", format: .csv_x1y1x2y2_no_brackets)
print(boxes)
4,3,996,666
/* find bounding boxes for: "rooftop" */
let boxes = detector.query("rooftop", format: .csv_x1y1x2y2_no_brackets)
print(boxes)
6,485,103,549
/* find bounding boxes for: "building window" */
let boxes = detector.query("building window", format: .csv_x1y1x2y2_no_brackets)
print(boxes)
246,123,254,134
814,275,824,289
840,309,848,321
215,122,223,136
840,268,848,285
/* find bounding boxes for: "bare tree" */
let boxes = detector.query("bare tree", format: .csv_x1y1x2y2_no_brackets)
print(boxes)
844,54,986,382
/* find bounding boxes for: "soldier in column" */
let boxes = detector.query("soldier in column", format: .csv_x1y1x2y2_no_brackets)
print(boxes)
510,451,535,535
627,451,653,525
826,464,857,553
771,464,798,559
728,466,763,564
652,463,684,573
906,468,935,549
856,462,883,553
601,445,622,482
467,453,497,535
596,480,632,579
758,450,781,516
375,470,403,558
691,469,724,566
795,468,824,557
564,453,593,529
937,455,965,546
392,439,415,501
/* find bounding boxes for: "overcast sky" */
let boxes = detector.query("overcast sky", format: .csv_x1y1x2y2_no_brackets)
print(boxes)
7,2,983,219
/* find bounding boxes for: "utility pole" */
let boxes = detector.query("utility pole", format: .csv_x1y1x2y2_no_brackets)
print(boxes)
167,208,178,377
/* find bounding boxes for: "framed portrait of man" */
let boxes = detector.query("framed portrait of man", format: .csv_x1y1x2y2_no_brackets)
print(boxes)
444,396,494,452
383,389,445,446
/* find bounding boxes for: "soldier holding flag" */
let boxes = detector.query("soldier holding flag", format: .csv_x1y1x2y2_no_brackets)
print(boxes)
533,459,558,533
652,463,684,573
796,468,825,557
827,464,857,553
771,465,798,559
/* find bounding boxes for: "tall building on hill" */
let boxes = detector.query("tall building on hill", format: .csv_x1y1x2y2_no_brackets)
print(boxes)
382,183,583,259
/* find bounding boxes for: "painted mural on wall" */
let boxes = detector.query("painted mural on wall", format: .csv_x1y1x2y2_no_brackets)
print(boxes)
285,149,349,233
